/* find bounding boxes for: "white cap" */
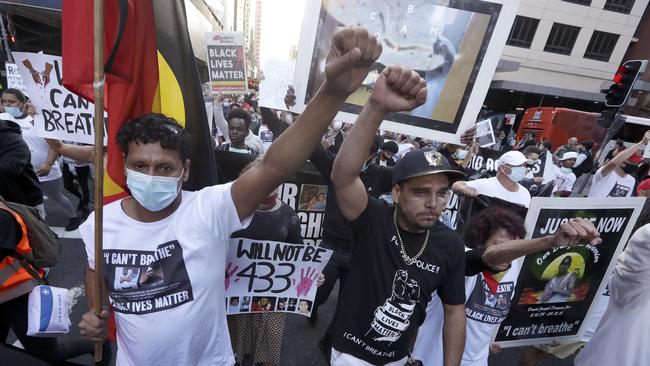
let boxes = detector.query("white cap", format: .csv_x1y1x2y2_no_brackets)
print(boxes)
560,151,579,160
497,150,531,167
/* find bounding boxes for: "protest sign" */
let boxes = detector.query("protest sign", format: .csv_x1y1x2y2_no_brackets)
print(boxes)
476,119,496,147
12,52,106,145
225,238,332,316
504,113,516,126
213,151,327,246
467,147,502,175
278,163,327,246
259,59,296,110
493,197,645,347
291,0,518,144
5,63,28,96
206,32,247,94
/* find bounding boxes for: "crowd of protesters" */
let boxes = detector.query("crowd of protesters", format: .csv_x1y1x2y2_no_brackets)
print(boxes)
1,26,650,366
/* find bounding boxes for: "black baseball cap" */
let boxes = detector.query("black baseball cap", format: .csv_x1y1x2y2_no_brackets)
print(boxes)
392,148,466,185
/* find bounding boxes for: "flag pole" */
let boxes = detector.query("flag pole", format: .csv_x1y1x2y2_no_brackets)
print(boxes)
92,0,105,362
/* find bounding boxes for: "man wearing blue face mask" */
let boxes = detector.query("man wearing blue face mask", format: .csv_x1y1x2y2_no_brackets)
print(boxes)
76,26,385,366
452,150,532,208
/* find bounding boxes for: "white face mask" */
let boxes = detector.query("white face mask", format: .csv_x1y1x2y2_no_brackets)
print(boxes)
506,166,526,182
126,168,184,212
332,121,343,130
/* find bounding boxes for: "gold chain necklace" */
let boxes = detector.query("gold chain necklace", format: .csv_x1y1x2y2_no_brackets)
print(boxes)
393,210,429,265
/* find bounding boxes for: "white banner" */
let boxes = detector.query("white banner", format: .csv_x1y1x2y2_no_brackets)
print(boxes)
12,52,106,145
225,238,332,316
5,63,28,96
259,59,296,111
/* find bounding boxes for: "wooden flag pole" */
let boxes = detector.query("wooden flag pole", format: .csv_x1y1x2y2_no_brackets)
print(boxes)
92,0,105,362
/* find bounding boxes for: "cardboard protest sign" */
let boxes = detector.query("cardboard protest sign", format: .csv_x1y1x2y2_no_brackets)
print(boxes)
476,119,496,147
291,0,518,143
259,59,296,110
5,63,28,96
225,238,332,316
206,32,247,94
493,197,645,347
12,52,106,145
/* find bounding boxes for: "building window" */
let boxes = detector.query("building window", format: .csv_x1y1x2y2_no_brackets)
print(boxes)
604,0,635,14
544,23,580,55
584,31,619,61
562,0,592,5
506,16,540,48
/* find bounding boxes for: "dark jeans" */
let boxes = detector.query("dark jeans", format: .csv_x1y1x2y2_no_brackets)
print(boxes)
0,293,94,364
62,164,91,208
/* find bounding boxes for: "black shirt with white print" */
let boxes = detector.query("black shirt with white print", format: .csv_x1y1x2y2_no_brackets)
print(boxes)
330,198,466,364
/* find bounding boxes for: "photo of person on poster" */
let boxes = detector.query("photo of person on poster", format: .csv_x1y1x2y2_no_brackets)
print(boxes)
541,255,578,303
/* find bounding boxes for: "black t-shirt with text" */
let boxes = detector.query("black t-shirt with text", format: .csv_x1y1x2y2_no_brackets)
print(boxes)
330,198,466,364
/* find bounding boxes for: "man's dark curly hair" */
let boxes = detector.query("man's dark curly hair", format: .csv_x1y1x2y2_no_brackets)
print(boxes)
227,108,252,130
116,113,190,161
463,206,526,249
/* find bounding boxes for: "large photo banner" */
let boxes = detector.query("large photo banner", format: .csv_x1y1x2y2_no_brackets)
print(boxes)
225,238,332,316
12,52,106,145
291,0,519,143
206,32,247,94
493,197,645,347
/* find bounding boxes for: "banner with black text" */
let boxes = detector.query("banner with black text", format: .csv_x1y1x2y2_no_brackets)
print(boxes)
225,238,332,316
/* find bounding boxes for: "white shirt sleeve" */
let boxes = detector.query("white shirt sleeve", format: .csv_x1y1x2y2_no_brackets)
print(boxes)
213,103,230,143
575,153,587,167
79,214,96,270
610,224,650,309
195,182,252,240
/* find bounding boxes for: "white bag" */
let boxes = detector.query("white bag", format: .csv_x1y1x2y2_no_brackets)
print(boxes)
26,285,70,337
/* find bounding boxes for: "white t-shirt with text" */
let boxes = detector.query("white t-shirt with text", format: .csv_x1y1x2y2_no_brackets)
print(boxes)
552,166,576,194
587,167,635,198
80,183,250,366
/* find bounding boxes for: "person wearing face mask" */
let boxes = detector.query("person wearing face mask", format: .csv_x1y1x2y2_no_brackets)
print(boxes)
553,151,578,197
588,131,650,198
413,207,600,366
452,150,532,208
0,89,81,229
76,26,385,366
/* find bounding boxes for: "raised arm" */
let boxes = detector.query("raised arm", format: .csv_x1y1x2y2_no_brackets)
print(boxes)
481,218,601,268
232,27,382,221
600,130,650,177
331,66,426,221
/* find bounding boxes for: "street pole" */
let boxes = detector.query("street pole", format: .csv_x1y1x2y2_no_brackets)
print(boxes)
0,12,13,63
92,0,105,362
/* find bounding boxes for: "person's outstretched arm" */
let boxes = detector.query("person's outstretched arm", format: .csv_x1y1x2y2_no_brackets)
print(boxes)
232,27,382,221
600,130,650,177
45,138,95,163
331,66,427,221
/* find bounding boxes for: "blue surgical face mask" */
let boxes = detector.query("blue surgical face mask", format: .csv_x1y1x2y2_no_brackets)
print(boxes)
126,168,184,212
455,149,468,160
5,106,22,117
506,166,526,182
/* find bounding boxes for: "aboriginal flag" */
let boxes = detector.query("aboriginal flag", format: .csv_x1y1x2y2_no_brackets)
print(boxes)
62,0,217,204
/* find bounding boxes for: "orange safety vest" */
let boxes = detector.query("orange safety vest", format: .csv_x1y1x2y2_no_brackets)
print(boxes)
0,204,43,303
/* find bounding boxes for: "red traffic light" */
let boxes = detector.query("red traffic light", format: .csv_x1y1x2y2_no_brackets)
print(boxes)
604,60,647,107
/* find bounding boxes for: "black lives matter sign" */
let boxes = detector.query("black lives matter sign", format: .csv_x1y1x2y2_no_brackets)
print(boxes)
206,32,247,93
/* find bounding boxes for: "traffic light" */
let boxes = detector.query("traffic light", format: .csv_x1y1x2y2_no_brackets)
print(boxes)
603,60,647,108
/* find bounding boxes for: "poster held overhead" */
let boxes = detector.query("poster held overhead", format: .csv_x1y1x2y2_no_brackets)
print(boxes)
493,197,645,348
291,0,519,143
206,32,247,94
476,118,496,147
12,52,107,145
5,63,28,96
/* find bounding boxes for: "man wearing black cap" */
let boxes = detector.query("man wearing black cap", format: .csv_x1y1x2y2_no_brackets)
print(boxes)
330,66,466,366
